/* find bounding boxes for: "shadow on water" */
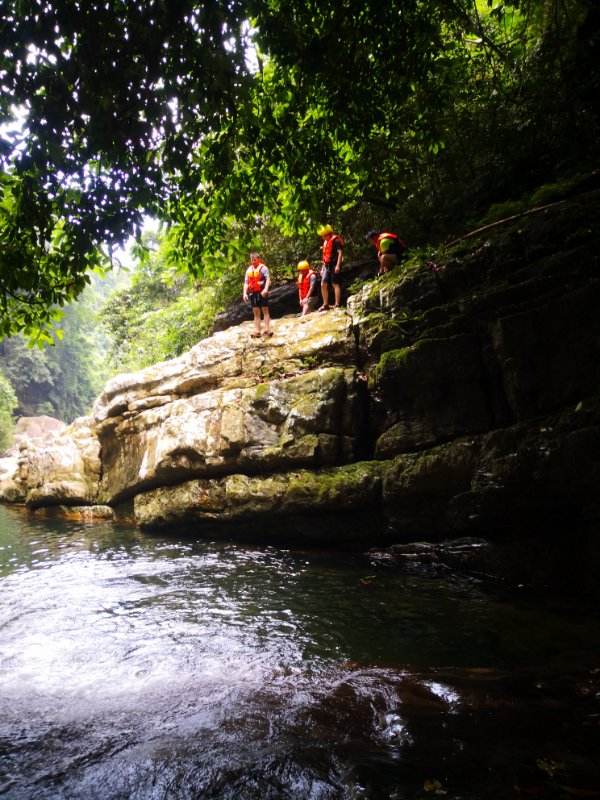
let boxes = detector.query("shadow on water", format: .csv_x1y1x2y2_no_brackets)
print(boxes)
0,505,599,799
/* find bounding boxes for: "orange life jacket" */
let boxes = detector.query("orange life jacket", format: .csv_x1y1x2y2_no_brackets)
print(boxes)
375,232,407,255
321,234,343,265
246,263,266,293
297,269,316,299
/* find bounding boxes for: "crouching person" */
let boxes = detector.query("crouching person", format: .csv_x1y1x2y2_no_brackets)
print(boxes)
366,230,408,275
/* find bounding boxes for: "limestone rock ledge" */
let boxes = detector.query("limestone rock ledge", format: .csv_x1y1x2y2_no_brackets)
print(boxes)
0,415,68,504
24,416,101,509
1,311,364,514
131,396,598,553
134,461,382,543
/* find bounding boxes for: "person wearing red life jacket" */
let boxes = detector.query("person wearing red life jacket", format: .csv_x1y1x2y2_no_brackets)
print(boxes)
317,224,343,311
366,229,408,275
243,252,272,338
297,260,319,317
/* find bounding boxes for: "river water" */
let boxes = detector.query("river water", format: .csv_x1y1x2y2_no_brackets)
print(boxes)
0,505,598,800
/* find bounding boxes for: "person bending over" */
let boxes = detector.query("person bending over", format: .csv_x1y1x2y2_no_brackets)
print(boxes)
366,230,407,275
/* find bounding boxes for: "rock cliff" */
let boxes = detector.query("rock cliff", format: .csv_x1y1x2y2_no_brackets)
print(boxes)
1,181,599,590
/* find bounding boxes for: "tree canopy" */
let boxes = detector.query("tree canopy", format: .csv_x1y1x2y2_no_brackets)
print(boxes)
1,0,598,337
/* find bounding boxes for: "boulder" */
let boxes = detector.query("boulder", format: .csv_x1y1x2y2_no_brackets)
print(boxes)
24,416,102,509
134,461,383,543
0,415,66,502
97,365,363,505
92,312,361,505
13,415,66,441
93,309,356,421
0,454,24,503
30,504,115,522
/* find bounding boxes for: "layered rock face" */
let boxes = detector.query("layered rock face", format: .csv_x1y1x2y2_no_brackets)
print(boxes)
3,312,370,532
0,416,67,503
352,189,600,540
1,186,598,589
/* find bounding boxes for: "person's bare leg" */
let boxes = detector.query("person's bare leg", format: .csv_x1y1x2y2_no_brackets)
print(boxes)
262,306,271,334
252,307,262,336
333,282,341,307
380,254,397,274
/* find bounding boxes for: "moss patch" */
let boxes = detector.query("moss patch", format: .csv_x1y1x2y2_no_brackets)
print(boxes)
254,382,269,400
370,343,423,386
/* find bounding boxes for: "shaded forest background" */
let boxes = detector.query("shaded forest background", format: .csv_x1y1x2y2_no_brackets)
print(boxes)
0,0,599,440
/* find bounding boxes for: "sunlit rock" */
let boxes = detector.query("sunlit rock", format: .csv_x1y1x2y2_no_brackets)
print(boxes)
0,454,23,503
24,416,101,509
93,311,356,421
93,313,361,505
0,415,67,503
11,415,66,449
97,366,362,505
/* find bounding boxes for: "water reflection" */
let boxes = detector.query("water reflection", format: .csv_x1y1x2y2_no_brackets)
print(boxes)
0,505,598,799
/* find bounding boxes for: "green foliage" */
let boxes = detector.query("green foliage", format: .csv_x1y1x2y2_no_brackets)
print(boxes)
0,0,253,336
103,284,224,370
249,222,319,280
0,371,18,451
2,0,599,337
101,233,243,370
0,281,114,422
0,336,53,410
0,160,118,340
166,0,600,264
461,172,598,233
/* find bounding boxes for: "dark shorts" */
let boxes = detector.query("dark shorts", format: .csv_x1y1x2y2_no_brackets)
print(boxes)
249,292,268,308
321,265,341,286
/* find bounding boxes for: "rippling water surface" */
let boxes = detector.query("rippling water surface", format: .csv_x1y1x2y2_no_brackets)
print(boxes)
0,505,598,799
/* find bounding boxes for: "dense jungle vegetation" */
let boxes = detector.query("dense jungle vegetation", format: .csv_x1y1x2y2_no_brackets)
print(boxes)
0,0,599,427
0,272,117,423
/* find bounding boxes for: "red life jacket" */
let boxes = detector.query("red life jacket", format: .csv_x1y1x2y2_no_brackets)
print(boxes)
375,232,407,255
297,270,316,299
321,234,343,265
246,263,266,293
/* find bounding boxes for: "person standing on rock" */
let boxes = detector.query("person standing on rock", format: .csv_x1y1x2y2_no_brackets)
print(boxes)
297,260,320,317
243,252,273,338
317,224,343,311
366,230,408,275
